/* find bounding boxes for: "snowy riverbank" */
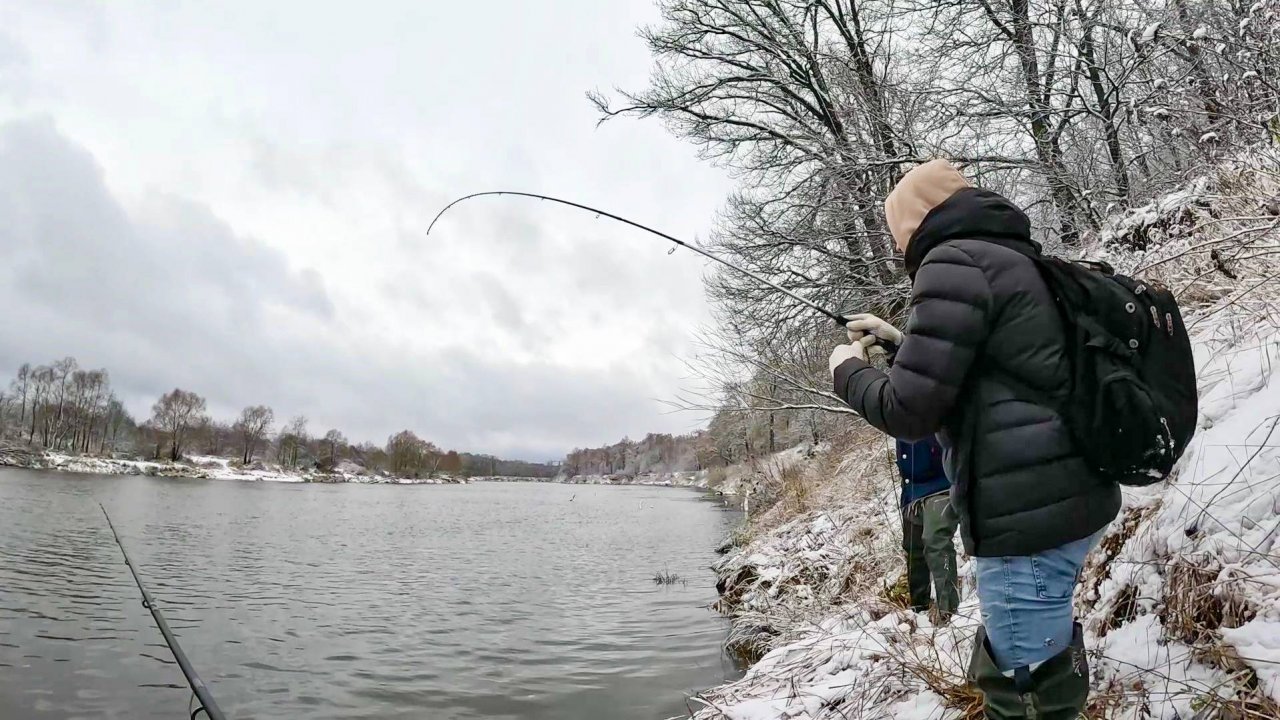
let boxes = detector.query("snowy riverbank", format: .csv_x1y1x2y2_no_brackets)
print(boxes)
472,454,812,497
0,448,767,493
475,471,710,488
687,161,1280,719
0,448,464,485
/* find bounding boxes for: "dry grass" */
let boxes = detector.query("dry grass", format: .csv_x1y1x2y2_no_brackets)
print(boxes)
1079,503,1160,636
705,466,731,490
891,636,986,719
716,522,753,555
653,569,685,586
1157,558,1280,717
713,564,758,610
1160,561,1252,647
776,462,811,515
878,571,912,610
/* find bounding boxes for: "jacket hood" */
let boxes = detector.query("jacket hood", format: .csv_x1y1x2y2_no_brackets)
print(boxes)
903,187,1036,280
884,159,971,249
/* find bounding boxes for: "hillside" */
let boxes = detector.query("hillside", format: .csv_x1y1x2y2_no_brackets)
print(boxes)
687,155,1280,719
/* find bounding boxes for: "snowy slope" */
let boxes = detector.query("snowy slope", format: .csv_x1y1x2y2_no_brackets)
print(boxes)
688,160,1280,719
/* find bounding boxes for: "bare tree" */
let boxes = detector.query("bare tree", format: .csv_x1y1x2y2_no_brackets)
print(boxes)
100,397,131,455
234,405,274,465
591,0,940,347
385,430,441,477
151,389,208,461
594,0,1280,448
276,416,308,468
27,366,53,446
65,369,109,453
199,420,233,456
139,421,164,460
387,430,423,476
11,364,30,432
439,450,463,474
562,432,708,476
36,357,74,447
322,429,347,466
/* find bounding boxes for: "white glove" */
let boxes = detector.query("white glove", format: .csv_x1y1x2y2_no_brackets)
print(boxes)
845,313,903,345
829,335,879,374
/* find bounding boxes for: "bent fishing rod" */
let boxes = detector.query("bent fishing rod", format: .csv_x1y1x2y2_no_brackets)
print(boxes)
100,504,227,720
426,191,852,327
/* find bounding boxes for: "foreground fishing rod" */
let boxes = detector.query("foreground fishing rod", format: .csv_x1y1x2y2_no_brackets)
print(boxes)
100,505,227,720
426,191,852,326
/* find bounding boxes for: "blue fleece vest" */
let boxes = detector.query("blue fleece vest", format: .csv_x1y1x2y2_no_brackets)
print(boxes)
896,436,950,509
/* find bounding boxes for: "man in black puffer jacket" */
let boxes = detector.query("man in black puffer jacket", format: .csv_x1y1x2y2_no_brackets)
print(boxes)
828,160,1120,719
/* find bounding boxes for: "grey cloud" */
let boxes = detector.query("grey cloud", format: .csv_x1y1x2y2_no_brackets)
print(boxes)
473,272,529,335
0,118,334,329
0,117,696,460
0,31,31,101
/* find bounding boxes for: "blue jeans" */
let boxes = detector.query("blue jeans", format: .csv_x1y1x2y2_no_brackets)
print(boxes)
974,530,1104,671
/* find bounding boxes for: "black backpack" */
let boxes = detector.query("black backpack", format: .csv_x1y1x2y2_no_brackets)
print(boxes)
1002,247,1199,486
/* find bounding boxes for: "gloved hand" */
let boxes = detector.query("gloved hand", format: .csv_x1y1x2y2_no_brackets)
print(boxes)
829,335,879,374
845,313,903,345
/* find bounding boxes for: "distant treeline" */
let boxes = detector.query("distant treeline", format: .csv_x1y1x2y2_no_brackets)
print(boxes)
563,432,706,477
562,404,832,477
0,356,557,478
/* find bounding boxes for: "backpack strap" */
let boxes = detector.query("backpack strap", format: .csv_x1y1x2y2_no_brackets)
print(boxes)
964,235,1071,413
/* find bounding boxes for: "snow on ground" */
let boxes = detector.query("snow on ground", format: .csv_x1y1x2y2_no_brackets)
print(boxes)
481,443,823,499
476,471,712,489
690,162,1280,719
0,449,462,485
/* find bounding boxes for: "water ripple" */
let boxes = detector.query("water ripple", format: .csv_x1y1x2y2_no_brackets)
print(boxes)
0,469,744,719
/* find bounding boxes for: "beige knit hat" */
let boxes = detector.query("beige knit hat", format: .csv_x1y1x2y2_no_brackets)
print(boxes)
884,159,970,250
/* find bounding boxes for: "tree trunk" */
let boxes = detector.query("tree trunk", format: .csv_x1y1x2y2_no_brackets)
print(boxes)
768,382,777,454
1171,0,1224,127
1008,0,1092,242
99,409,111,455
1078,20,1131,199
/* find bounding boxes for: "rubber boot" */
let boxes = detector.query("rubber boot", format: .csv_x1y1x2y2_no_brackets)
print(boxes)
968,624,1089,719
902,503,932,612
922,494,960,619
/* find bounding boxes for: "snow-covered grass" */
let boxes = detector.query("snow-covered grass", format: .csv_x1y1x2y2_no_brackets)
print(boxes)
1075,311,1280,719
480,456,824,496
478,470,713,489
686,156,1280,720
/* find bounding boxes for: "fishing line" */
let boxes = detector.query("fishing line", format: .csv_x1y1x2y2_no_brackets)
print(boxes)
425,191,851,326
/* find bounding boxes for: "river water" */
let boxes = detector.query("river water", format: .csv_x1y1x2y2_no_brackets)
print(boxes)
0,469,743,719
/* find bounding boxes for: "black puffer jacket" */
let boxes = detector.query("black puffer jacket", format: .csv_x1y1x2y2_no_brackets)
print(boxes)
834,188,1120,557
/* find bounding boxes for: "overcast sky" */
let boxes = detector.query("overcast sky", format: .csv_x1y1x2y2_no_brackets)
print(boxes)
0,1,734,461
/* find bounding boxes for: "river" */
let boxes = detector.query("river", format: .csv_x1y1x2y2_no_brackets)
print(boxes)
0,468,743,719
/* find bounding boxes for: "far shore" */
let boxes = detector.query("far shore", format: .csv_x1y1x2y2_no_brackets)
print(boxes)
0,447,737,493
0,447,462,485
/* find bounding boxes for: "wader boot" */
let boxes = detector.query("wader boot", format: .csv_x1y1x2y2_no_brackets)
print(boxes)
968,623,1089,719
921,493,960,619
901,501,932,612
